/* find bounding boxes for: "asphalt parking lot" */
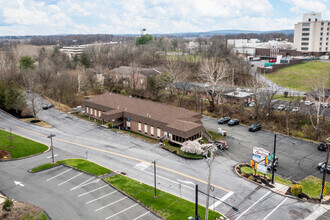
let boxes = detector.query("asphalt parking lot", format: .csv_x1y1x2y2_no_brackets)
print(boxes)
35,165,159,220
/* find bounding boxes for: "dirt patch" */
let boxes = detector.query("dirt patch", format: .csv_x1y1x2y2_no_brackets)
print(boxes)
0,150,12,161
0,199,45,219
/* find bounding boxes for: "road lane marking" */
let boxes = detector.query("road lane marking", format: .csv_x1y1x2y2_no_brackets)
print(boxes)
47,154,59,159
86,191,117,204
58,173,83,186
134,162,150,170
210,191,235,210
70,176,95,190
47,168,72,181
263,197,288,220
71,179,99,191
105,203,138,219
14,181,24,187
236,191,272,220
133,211,150,220
95,197,127,212
78,185,108,197
16,126,231,193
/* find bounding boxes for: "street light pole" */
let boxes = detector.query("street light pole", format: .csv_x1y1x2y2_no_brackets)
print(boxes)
320,137,330,201
271,134,277,184
47,134,56,164
195,184,199,220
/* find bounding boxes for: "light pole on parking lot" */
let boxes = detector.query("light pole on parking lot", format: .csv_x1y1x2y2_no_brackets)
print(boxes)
48,134,56,164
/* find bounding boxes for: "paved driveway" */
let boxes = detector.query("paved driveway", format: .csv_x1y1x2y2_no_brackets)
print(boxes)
34,165,159,220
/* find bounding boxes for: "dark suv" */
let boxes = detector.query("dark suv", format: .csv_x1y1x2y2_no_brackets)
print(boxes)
228,119,239,126
249,124,261,132
318,143,328,151
218,117,231,124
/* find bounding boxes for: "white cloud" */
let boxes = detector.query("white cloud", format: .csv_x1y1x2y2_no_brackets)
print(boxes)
282,0,329,16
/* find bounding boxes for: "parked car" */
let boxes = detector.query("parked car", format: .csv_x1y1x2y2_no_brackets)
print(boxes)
304,101,314,106
318,143,329,151
284,106,291,111
249,124,261,132
277,104,285,110
317,162,330,174
213,140,228,150
248,102,256,107
321,102,329,108
228,119,239,126
218,117,231,124
292,107,300,112
42,104,54,110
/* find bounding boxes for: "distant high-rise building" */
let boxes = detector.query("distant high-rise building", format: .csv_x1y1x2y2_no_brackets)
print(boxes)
294,12,330,53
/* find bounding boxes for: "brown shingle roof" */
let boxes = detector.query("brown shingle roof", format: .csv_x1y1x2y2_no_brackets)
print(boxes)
83,93,204,138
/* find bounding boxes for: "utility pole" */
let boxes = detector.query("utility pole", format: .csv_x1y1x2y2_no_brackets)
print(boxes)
153,161,157,198
195,184,199,220
271,134,277,184
320,138,330,201
203,145,216,220
47,134,56,164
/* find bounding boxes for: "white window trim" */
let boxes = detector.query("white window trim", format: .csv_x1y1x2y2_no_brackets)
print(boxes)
157,127,160,138
138,122,141,132
144,124,148,134
150,126,154,136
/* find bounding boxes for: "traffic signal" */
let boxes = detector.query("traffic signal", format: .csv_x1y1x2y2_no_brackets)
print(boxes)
250,160,254,167
323,188,326,195
265,157,268,165
254,162,257,170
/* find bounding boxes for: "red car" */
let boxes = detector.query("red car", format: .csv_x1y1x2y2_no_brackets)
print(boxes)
213,140,228,150
269,59,277,63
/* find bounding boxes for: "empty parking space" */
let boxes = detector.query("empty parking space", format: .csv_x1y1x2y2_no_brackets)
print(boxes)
35,165,160,220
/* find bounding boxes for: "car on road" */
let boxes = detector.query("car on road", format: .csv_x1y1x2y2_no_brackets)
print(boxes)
218,117,231,124
213,140,228,150
292,107,300,112
267,157,278,170
249,124,261,132
304,101,314,106
318,143,328,151
228,119,239,126
317,162,330,174
42,104,54,110
277,104,285,110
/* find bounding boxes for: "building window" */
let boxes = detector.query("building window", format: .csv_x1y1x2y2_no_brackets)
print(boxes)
140,79,144,85
138,122,141,132
302,38,309,41
327,32,329,36
302,23,310,26
150,126,154,136
302,28,310,31
127,119,131,128
99,111,101,118
320,42,322,45
301,42,309,45
321,28,324,31
326,47,328,51
327,42,329,45
320,37,323,41
157,127,160,138
327,37,329,40
321,33,323,36
94,109,97,117
164,131,168,138
302,33,309,36
320,47,322,51
144,124,148,134
321,22,323,25
86,107,89,114
301,47,308,50
328,28,330,31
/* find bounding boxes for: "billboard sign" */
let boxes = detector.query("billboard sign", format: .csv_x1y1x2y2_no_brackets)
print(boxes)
252,147,270,174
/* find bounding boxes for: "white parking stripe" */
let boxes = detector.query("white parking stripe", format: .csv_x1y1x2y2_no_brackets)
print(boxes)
263,197,288,220
86,191,117,204
133,211,150,220
236,191,272,220
210,191,235,210
58,173,83,186
47,168,72,181
78,185,108,197
71,179,99,191
95,197,127,212
70,176,95,190
105,203,138,219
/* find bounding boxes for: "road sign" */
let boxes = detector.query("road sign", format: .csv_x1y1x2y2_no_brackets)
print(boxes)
252,147,270,163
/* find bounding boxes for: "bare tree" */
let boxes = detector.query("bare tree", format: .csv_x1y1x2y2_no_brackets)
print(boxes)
263,87,279,121
198,58,229,112
308,74,329,140
129,62,140,95
247,77,264,122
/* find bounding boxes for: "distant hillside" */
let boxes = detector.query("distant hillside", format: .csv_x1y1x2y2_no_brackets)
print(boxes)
157,29,294,37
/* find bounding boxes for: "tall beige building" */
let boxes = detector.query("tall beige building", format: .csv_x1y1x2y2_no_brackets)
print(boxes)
294,12,330,52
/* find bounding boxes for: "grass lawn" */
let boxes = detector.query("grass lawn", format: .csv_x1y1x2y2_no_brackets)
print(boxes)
31,159,112,176
0,129,48,159
240,166,330,199
165,54,202,63
207,130,225,141
22,211,48,220
266,61,330,92
273,94,304,102
105,174,224,220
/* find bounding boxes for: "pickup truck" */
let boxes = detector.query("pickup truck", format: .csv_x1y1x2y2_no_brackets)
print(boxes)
213,140,228,150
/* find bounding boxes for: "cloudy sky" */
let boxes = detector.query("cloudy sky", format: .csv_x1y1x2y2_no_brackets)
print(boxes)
0,0,329,36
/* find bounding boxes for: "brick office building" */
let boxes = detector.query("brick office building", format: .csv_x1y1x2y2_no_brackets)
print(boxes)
83,93,205,145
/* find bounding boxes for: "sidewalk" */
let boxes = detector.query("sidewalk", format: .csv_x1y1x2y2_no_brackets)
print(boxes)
271,182,289,195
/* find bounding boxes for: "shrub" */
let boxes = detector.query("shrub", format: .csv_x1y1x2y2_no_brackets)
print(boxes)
107,122,114,128
284,91,288,98
2,197,13,211
120,89,128,96
290,184,303,196
248,176,255,181
164,139,169,146
20,107,33,118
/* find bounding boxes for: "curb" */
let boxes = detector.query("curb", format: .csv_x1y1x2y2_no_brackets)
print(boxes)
234,163,318,203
